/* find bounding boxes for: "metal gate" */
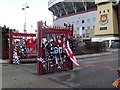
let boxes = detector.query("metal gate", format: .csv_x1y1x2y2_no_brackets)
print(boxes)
9,29,37,64
8,21,76,75
37,21,74,74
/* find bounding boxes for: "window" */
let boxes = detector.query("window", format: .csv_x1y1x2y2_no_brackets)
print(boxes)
87,26,90,29
100,11,101,14
93,18,95,22
93,26,95,29
83,34,85,37
87,19,90,22
87,35,89,37
100,27,107,30
77,21,79,24
103,10,105,13
77,27,79,31
67,22,70,24
82,27,85,30
82,20,84,23
108,9,109,12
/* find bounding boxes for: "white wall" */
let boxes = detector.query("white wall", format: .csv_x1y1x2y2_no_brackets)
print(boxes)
53,11,97,35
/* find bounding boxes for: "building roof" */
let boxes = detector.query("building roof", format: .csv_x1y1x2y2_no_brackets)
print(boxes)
48,1,97,18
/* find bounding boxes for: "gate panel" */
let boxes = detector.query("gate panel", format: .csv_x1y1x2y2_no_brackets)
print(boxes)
9,30,37,64
37,21,74,75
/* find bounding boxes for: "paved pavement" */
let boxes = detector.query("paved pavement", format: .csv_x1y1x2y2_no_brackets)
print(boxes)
2,64,70,88
1,48,119,88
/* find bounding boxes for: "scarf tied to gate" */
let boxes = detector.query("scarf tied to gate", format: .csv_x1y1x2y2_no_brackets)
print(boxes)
63,41,80,67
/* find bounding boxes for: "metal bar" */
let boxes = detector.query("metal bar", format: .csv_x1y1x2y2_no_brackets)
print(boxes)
37,21,43,75
13,33,36,37
82,1,87,11
55,4,62,17
62,2,68,15
9,30,13,64
45,28,71,34
6,33,36,37
72,2,77,13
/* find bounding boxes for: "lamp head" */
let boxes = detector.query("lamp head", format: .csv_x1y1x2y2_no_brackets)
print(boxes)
22,8,25,10
26,6,29,8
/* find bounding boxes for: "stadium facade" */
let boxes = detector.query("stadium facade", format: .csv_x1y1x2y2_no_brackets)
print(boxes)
48,0,120,47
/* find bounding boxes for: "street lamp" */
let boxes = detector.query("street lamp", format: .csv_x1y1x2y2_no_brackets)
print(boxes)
22,3,29,33
30,24,33,33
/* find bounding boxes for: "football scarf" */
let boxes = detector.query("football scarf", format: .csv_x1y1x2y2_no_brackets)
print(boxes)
13,48,20,64
64,41,80,66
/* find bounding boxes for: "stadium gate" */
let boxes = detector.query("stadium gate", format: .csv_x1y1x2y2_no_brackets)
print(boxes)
37,21,74,74
9,29,37,64
8,21,75,75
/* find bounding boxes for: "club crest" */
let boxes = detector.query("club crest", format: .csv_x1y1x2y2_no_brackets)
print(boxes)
100,14,108,25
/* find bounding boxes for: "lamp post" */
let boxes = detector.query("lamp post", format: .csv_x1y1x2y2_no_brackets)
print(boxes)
22,3,29,33
30,24,33,33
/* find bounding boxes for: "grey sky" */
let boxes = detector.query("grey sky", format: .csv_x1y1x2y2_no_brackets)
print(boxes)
0,0,53,33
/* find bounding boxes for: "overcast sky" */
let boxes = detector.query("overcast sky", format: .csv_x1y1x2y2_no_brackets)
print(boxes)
0,0,53,33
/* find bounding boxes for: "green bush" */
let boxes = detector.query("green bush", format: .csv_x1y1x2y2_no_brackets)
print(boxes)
74,41,104,55
85,42,102,53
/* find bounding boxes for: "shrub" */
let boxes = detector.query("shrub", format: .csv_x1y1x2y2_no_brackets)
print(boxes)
85,42,102,53
74,41,104,55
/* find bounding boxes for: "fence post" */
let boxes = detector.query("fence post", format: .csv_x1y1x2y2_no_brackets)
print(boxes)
9,29,13,64
37,21,43,74
70,26,73,70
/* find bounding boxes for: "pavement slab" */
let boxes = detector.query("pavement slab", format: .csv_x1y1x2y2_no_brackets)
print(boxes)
2,64,69,88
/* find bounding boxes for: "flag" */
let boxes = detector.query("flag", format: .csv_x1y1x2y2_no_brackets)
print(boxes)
65,41,80,66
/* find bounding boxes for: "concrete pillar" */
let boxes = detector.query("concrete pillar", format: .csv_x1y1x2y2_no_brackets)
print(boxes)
109,39,112,48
